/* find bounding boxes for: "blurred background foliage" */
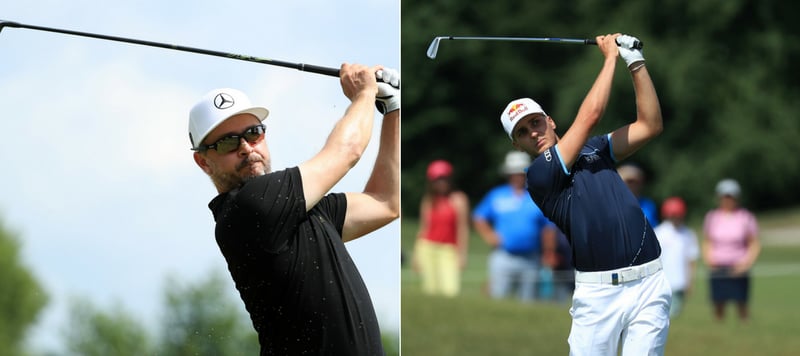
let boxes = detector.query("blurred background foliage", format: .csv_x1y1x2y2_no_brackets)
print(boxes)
401,0,800,222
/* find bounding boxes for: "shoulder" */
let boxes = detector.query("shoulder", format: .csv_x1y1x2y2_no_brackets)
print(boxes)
588,134,609,147
737,208,759,226
581,134,610,154
450,191,470,205
738,208,756,218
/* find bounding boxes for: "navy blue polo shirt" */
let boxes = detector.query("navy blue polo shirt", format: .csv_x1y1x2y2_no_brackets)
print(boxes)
526,134,661,272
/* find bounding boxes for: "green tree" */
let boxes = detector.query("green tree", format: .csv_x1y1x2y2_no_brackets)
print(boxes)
401,0,800,219
61,271,258,356
0,218,48,356
158,272,259,356
63,299,153,356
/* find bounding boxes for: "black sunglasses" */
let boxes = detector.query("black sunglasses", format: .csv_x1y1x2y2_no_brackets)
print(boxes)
193,124,266,153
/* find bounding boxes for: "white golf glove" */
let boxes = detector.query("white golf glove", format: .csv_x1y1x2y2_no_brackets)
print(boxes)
617,34,644,70
375,68,400,114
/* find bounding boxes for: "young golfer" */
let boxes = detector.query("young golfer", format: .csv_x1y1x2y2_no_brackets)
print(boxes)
500,34,671,355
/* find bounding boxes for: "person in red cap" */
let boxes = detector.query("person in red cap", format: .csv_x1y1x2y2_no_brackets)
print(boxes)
413,159,470,297
653,197,699,318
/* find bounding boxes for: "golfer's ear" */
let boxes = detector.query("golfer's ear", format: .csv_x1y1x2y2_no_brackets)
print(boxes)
193,152,212,174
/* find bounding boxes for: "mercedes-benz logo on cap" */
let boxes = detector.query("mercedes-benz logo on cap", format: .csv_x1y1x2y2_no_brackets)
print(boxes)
213,93,235,110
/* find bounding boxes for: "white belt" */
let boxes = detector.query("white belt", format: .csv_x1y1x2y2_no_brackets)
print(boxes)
574,258,662,285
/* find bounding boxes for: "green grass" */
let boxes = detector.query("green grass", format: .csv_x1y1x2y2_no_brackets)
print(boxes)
400,211,800,356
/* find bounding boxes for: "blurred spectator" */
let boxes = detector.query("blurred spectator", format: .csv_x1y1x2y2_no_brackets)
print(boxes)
702,179,761,322
550,229,575,303
653,197,699,318
473,151,558,302
617,163,659,227
413,160,470,297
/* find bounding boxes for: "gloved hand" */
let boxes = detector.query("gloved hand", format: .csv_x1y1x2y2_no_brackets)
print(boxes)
617,34,644,70
375,68,400,114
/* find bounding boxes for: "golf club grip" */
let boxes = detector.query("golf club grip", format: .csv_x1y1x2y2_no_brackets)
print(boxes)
586,38,644,49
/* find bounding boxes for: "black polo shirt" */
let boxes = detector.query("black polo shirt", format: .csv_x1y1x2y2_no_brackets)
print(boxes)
209,167,383,355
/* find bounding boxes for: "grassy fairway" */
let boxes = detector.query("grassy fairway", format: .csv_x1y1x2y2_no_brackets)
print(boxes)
400,213,800,356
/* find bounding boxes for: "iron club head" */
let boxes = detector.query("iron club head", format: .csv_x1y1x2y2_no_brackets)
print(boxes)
426,36,444,59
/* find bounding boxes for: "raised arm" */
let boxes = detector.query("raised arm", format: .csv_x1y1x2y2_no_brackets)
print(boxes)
298,63,380,211
342,110,400,241
557,34,619,170
611,35,663,160
342,68,401,241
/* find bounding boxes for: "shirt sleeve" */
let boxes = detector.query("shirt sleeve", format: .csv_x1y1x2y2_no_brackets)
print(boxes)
687,230,700,260
313,192,348,237
472,190,495,221
526,146,567,206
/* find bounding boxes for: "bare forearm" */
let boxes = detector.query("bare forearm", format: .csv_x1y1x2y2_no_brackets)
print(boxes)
631,66,663,135
744,238,761,268
363,110,400,217
576,56,616,127
323,92,376,167
455,195,470,262
458,225,469,261
541,227,557,254
473,219,499,247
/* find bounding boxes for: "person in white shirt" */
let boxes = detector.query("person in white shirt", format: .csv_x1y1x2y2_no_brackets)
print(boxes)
653,196,699,318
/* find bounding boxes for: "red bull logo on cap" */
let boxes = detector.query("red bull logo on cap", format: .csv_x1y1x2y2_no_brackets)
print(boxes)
508,102,529,121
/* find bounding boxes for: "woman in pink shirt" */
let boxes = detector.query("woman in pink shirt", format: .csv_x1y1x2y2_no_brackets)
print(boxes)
702,178,761,322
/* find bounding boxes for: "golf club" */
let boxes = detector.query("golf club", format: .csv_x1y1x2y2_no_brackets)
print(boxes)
0,19,342,77
426,36,643,59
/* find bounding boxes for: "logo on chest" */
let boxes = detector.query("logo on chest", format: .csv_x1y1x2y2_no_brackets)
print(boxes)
582,153,600,164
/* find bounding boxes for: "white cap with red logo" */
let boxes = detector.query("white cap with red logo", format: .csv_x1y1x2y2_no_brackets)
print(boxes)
500,98,546,139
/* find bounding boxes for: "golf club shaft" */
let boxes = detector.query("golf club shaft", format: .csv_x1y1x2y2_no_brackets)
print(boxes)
0,20,340,77
427,35,642,59
447,36,597,45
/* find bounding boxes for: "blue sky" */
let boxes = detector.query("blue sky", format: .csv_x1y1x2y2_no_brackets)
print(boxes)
0,0,399,352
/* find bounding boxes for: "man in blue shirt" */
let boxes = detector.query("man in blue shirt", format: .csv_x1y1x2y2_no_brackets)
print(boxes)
473,151,558,302
499,34,671,355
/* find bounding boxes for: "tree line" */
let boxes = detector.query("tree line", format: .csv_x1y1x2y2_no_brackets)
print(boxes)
0,220,399,355
400,0,799,221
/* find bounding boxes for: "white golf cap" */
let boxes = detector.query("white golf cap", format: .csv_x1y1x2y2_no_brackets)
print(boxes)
500,98,547,139
716,178,741,198
188,88,269,149
500,151,531,175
